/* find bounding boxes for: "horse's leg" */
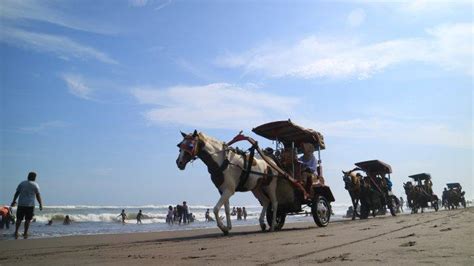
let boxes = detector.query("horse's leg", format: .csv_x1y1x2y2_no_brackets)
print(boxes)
266,179,278,232
351,196,356,220
213,190,233,235
224,199,232,231
252,188,269,231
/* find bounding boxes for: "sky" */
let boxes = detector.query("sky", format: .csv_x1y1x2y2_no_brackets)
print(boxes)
1,0,472,206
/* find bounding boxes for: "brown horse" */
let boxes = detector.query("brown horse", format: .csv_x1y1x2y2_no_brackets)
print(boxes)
342,168,362,220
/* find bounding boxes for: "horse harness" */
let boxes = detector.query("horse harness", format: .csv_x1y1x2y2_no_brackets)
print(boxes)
191,137,273,193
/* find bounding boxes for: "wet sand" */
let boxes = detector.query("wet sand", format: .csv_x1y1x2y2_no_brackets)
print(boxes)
1,208,472,265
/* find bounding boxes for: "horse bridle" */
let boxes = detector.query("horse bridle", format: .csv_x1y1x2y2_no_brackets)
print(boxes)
178,135,201,160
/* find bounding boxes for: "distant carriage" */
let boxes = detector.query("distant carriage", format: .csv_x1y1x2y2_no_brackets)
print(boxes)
443,183,466,209
404,173,439,213
342,160,398,219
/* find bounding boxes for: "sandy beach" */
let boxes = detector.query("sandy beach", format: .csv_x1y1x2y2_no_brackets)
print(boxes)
1,208,472,265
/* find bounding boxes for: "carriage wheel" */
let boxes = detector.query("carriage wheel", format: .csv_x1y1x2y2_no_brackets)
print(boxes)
266,205,286,231
311,196,331,227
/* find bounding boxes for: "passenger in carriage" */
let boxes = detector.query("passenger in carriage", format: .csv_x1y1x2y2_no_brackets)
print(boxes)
298,143,325,188
423,179,433,195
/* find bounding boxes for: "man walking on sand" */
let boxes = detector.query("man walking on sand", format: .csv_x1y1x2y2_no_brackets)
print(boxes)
11,172,43,239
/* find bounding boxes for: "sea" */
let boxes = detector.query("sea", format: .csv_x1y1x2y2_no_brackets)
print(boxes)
0,203,353,240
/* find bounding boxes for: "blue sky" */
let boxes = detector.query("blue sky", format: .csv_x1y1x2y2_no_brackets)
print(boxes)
1,0,472,206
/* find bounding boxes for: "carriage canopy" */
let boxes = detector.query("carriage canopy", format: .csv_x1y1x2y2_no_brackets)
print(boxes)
252,119,325,150
446,183,461,189
408,173,431,181
355,160,392,175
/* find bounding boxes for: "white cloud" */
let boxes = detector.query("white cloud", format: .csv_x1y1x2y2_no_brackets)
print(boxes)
347,8,366,28
1,0,116,35
129,0,149,7
217,23,473,79
20,121,69,133
62,74,93,100
1,26,117,64
131,83,299,129
299,117,471,149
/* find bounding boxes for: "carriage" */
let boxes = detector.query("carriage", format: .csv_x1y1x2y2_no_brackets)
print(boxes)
251,120,335,229
444,183,466,209
404,173,439,213
350,160,398,218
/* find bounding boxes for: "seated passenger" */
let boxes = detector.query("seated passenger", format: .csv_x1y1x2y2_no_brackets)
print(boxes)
298,143,324,187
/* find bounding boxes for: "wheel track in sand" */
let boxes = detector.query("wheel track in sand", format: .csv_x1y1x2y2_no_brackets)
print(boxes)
259,209,468,265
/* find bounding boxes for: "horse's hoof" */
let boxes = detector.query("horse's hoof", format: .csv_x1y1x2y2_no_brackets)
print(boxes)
260,224,266,231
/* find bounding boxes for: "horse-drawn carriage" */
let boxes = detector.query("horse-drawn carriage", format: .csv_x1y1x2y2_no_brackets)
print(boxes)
404,173,439,213
176,120,335,234
443,183,466,209
252,120,335,229
342,160,398,219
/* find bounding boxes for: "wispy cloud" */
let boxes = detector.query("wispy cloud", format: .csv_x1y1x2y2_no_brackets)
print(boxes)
1,26,118,64
131,83,299,129
129,0,172,11
347,8,366,28
20,121,69,134
62,74,94,100
217,23,473,79
1,0,116,35
298,117,471,149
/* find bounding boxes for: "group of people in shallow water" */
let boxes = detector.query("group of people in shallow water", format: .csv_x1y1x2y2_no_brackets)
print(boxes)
166,201,195,225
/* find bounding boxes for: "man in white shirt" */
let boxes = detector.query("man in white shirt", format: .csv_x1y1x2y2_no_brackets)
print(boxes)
11,172,43,239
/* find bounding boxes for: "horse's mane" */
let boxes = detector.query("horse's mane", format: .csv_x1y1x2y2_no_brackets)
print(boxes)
198,132,224,147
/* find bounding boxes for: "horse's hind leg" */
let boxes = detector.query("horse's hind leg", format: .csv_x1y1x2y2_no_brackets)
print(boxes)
213,189,233,235
266,179,278,232
252,188,269,231
224,199,232,231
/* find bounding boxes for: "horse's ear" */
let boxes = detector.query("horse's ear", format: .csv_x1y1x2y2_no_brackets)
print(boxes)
180,131,187,137
192,130,198,137
342,170,346,174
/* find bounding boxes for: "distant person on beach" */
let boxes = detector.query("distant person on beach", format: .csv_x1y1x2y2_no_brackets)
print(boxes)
136,210,143,224
46,219,53,226
237,207,242,220
173,206,178,222
11,172,43,239
242,207,247,220
118,209,127,224
231,207,236,216
0,206,13,229
177,205,183,224
63,215,71,225
182,201,189,224
205,209,210,222
166,206,173,225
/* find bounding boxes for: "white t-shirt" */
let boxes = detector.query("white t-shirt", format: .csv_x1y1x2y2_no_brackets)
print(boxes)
16,180,40,207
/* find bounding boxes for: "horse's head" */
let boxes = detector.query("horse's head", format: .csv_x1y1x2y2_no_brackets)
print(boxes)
176,130,201,170
342,170,352,190
342,168,361,191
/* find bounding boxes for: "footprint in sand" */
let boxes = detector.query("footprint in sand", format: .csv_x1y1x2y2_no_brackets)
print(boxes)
400,241,416,247
440,228,452,232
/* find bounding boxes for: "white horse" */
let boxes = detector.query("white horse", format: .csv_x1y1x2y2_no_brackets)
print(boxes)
176,130,279,235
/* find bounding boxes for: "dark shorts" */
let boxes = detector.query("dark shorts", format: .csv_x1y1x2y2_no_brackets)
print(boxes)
17,206,35,221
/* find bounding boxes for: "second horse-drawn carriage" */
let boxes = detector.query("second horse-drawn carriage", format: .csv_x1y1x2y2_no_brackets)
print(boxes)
443,183,466,209
176,120,335,234
404,173,439,213
342,160,398,219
